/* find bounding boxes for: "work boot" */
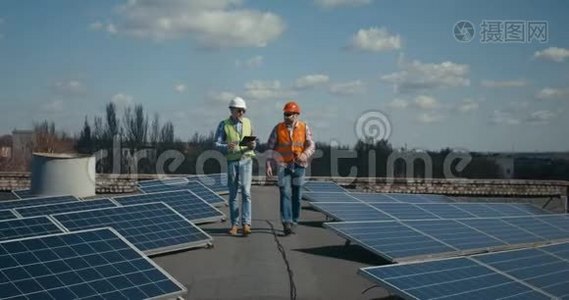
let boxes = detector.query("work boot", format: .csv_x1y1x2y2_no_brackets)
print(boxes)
228,225,239,236
283,223,292,236
242,224,252,236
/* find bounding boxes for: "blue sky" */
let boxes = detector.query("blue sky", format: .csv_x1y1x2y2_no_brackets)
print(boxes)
0,0,568,152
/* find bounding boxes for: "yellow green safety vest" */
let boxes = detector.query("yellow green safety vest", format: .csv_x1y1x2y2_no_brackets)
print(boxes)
224,117,255,161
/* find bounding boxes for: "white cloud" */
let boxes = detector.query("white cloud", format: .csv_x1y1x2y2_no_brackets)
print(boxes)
329,80,365,95
417,112,444,123
381,56,470,93
244,80,293,100
413,95,438,110
535,87,569,100
534,47,569,62
52,80,85,96
481,80,527,88
457,99,479,113
387,98,408,109
235,55,264,68
43,100,64,113
350,27,401,52
294,74,330,89
314,0,373,8
174,84,187,93
526,110,556,125
111,93,134,107
89,20,117,34
491,110,520,125
104,1,285,48
207,91,237,104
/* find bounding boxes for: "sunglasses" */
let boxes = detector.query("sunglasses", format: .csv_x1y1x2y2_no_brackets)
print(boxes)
283,112,298,117
232,108,246,113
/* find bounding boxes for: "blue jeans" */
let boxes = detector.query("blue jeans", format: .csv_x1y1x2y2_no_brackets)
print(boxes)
278,165,305,224
227,158,252,226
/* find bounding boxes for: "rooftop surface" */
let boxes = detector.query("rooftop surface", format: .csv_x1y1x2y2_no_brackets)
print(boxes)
153,185,392,300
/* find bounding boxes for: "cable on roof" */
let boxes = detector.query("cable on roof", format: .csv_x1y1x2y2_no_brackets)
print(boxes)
266,220,297,300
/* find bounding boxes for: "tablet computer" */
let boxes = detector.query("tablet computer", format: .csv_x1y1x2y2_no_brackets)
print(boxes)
239,136,256,146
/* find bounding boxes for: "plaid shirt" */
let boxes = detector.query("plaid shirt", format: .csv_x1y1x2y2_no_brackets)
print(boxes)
214,117,254,155
266,120,315,168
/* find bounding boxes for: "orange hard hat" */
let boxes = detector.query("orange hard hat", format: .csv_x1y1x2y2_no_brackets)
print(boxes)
283,101,301,114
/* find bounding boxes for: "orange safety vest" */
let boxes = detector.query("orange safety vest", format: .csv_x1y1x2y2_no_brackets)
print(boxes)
275,121,306,163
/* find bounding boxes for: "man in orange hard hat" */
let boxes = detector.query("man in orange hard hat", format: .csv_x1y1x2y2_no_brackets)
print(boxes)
266,101,315,236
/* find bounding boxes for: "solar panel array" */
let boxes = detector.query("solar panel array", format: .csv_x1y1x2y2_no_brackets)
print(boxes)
15,199,118,218
325,214,569,262
0,228,187,299
51,202,213,255
113,190,225,224
304,181,347,193
0,195,79,210
360,242,569,299
304,191,455,203
0,216,64,241
187,173,229,194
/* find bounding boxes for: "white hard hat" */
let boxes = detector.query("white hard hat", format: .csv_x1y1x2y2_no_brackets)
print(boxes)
228,97,247,110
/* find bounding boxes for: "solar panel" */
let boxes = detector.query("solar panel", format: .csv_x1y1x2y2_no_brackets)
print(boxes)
0,228,187,299
0,216,64,241
310,202,395,221
302,192,360,202
138,181,226,206
368,203,441,220
12,189,36,199
14,199,118,218
137,177,188,187
0,195,79,210
385,193,453,204
188,173,229,194
325,215,569,262
0,209,18,221
304,181,347,192
51,202,213,255
113,190,225,224
359,256,551,300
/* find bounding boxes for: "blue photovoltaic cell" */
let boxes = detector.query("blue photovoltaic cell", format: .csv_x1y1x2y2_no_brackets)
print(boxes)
385,193,450,204
15,199,118,218
359,257,550,300
369,203,441,220
0,216,64,241
501,216,569,240
310,202,395,221
113,190,225,224
187,173,228,194
304,181,346,192
414,204,476,219
51,202,213,255
139,182,188,193
325,221,455,261
137,177,188,187
302,192,360,202
404,219,505,250
0,195,79,210
349,193,400,203
12,189,36,199
0,209,18,221
457,218,547,244
0,228,187,300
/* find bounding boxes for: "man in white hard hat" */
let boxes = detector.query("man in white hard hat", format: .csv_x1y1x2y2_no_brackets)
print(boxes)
214,97,256,236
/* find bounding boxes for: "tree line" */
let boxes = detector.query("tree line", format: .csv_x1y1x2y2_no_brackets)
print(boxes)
0,102,568,180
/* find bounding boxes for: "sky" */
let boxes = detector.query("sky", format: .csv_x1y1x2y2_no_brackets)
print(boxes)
0,0,568,152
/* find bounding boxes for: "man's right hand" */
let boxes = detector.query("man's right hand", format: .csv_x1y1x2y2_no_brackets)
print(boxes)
266,165,273,178
228,142,238,151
